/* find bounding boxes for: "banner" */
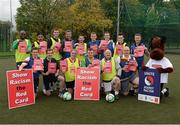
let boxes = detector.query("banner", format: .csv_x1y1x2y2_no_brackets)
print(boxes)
74,67,100,101
138,68,161,104
6,69,35,109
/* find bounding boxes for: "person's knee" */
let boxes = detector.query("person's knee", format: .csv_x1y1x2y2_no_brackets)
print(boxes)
123,92,129,96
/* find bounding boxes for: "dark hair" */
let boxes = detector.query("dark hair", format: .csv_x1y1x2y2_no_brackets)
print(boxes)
91,32,96,35
65,30,72,33
88,48,93,51
46,49,53,53
134,33,141,37
104,31,110,35
118,32,124,37
31,47,39,52
51,28,59,34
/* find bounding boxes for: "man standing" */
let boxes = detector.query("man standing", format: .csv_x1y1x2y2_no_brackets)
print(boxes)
48,28,62,61
12,30,32,69
61,30,75,59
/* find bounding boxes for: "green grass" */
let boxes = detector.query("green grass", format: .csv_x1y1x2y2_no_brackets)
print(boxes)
0,54,180,124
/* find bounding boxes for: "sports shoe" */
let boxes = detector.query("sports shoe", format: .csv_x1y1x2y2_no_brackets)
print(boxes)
164,87,169,97
115,95,119,100
58,89,66,98
129,90,135,96
58,92,64,98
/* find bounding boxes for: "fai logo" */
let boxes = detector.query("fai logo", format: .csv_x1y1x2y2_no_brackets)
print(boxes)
144,75,154,86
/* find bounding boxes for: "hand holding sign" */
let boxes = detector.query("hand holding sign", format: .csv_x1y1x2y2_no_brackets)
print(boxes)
100,40,108,50
33,59,43,71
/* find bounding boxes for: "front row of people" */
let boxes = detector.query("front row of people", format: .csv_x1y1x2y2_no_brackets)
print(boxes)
18,47,141,100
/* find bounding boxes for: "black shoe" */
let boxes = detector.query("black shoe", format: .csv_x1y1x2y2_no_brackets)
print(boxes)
115,95,119,100
164,87,169,97
129,90,135,96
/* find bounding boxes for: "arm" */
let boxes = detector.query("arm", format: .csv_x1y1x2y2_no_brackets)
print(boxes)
12,40,19,50
27,39,32,53
47,38,52,49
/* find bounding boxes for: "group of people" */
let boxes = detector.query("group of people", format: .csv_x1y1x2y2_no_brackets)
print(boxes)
13,28,166,100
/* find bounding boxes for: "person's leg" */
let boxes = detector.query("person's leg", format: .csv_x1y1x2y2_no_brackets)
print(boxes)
120,79,130,96
43,75,51,96
103,82,112,95
34,78,39,97
112,76,121,99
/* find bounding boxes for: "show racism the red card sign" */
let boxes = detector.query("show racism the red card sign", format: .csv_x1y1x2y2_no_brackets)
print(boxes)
6,69,35,109
74,67,100,101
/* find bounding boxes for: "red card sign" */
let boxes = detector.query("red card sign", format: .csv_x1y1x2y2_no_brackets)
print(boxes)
64,41,72,52
103,61,112,73
116,45,123,55
39,41,47,53
60,60,68,72
33,59,43,71
100,40,108,50
134,46,145,57
6,69,35,109
48,62,57,74
74,67,100,100
19,41,27,53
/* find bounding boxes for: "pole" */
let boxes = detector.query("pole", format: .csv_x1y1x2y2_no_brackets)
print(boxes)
10,0,13,51
117,0,120,37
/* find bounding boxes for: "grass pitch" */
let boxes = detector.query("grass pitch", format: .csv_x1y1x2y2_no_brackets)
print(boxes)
0,54,180,124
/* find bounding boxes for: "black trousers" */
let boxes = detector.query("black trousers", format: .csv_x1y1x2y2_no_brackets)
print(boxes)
43,74,57,90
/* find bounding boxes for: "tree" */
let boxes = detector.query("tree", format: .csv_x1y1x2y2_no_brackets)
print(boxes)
16,0,68,37
66,0,112,39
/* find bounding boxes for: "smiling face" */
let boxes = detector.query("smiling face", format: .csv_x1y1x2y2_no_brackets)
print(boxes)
117,35,124,44
123,46,130,57
104,49,112,60
87,49,94,58
90,33,97,41
134,34,142,45
104,32,110,41
19,31,26,40
53,30,59,38
37,34,44,42
46,49,53,60
70,50,77,59
32,49,39,59
78,36,85,43
65,31,72,40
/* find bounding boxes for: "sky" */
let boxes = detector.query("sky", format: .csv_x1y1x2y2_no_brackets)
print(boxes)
0,0,20,24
